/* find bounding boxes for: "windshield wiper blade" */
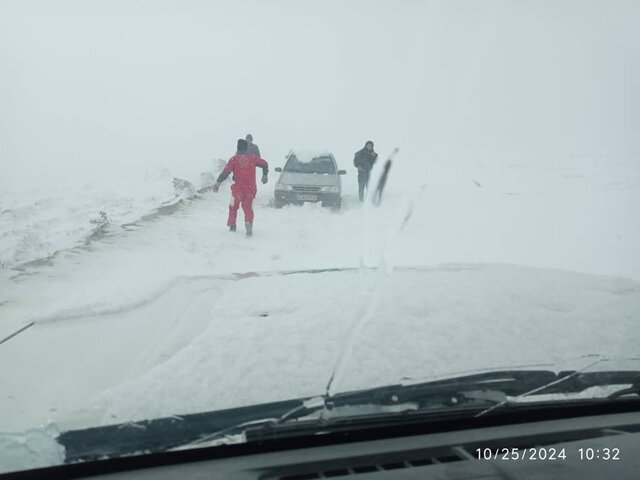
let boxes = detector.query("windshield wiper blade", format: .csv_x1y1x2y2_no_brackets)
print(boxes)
476,368,640,417
184,370,566,447
172,376,513,449
58,398,304,463
244,369,640,440
244,369,640,439
59,370,640,461
62,371,526,460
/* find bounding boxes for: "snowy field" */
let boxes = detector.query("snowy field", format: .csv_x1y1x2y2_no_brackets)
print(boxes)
1,151,639,444
0,160,219,268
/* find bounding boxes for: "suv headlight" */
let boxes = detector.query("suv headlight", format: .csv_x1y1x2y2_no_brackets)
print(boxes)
320,186,339,193
276,184,293,191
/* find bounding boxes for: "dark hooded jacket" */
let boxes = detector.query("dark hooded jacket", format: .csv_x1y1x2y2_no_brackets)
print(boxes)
353,147,378,172
247,143,260,156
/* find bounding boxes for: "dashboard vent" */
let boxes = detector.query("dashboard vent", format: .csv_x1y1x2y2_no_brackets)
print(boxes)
272,448,467,479
265,424,637,479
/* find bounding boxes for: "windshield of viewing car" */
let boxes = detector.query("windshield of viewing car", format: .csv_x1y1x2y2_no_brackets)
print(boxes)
0,0,639,475
284,155,336,174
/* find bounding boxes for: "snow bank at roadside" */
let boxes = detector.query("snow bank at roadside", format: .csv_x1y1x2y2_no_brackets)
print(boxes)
0,159,221,268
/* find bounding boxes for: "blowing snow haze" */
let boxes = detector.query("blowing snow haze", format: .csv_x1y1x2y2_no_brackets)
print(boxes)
1,0,639,186
0,0,639,275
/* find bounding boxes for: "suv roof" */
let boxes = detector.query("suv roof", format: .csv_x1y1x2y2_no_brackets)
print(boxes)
286,149,334,162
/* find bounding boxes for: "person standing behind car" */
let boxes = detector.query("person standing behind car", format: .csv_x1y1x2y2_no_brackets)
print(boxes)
245,134,260,156
353,140,378,201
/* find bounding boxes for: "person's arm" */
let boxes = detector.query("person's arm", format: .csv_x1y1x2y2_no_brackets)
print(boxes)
256,157,269,183
354,152,362,170
213,158,235,192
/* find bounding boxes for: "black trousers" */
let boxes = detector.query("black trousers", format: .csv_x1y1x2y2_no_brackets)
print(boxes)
358,170,370,201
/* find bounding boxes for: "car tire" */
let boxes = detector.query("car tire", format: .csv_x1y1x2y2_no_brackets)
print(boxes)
274,197,284,209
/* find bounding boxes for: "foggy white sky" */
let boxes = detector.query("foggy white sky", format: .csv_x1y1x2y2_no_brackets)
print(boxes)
1,0,639,184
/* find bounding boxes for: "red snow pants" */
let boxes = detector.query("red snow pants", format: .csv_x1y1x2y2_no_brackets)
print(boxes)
227,184,255,226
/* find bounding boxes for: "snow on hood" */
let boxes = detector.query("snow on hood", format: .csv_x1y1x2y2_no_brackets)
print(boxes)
300,402,419,421
79,265,639,426
0,426,65,475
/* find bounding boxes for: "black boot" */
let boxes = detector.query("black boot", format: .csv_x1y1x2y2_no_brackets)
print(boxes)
229,225,236,232
245,222,253,237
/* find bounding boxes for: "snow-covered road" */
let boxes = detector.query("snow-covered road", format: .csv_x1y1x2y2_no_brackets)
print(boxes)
1,154,639,433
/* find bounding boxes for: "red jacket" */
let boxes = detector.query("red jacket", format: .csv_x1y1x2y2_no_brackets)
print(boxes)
217,154,269,193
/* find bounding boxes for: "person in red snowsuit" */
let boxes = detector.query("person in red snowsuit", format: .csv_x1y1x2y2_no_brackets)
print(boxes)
213,138,269,237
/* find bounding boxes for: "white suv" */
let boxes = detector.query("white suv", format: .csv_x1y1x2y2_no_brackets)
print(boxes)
273,150,346,209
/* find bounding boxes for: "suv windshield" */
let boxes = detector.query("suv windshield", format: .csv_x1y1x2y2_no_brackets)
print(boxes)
0,0,638,476
284,155,336,174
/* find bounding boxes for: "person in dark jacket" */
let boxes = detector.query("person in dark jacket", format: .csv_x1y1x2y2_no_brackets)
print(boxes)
245,134,261,156
353,140,378,201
